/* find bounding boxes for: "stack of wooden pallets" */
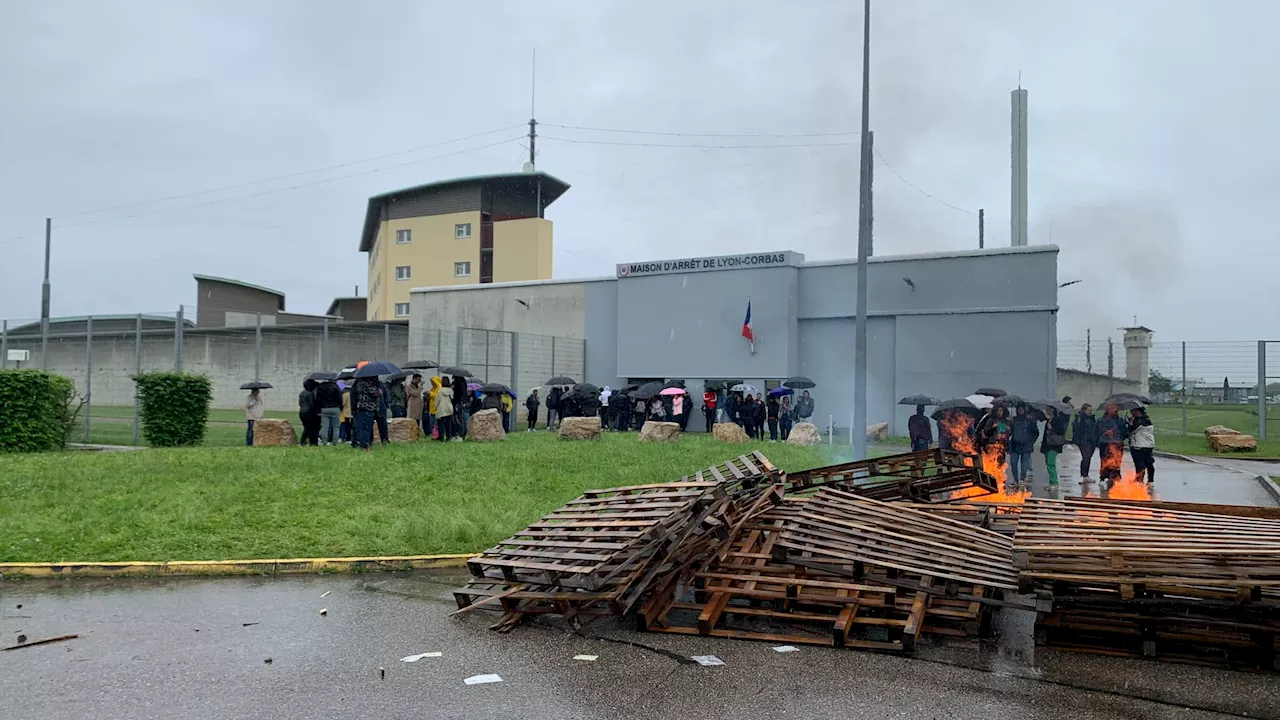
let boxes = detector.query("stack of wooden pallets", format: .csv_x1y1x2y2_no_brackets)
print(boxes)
453,453,782,629
639,490,1016,652
784,448,997,502
1014,497,1280,671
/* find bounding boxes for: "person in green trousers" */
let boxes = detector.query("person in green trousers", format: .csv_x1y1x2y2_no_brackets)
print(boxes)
1041,405,1070,486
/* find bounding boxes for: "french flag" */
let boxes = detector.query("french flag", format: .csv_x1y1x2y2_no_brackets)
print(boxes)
741,299,755,352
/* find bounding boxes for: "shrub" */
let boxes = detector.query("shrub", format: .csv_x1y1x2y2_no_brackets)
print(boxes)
134,372,212,447
0,370,79,452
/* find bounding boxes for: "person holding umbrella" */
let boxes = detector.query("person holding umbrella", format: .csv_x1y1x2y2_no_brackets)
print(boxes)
1095,402,1128,481
525,389,540,431
406,374,424,432
702,388,717,431
451,375,469,439
779,395,794,440
908,405,933,451
795,390,814,425
244,386,265,446
298,379,321,446
1128,405,1156,483
766,393,780,441
434,377,455,442
1071,403,1098,479
545,386,562,430
315,377,343,445
351,374,381,450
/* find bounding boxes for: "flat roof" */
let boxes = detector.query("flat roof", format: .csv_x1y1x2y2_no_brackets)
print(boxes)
192,274,285,297
5,314,195,332
360,171,570,252
325,296,366,315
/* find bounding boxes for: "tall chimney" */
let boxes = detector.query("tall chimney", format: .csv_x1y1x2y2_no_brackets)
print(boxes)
1010,88,1028,247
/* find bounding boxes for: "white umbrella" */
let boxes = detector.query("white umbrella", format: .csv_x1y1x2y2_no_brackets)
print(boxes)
965,393,995,410
731,383,759,394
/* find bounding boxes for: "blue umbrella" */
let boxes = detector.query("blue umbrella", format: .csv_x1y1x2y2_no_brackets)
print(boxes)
768,387,794,398
353,360,401,378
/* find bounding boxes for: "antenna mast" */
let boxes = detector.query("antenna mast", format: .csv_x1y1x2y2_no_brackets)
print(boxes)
528,50,537,170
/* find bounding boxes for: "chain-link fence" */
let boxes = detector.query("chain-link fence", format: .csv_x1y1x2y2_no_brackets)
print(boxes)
1058,335,1278,440
1,304,585,446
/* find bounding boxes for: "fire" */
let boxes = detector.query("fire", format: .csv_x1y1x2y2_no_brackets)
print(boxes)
940,411,1030,503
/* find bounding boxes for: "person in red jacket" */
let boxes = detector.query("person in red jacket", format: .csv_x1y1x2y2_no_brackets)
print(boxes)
702,390,717,431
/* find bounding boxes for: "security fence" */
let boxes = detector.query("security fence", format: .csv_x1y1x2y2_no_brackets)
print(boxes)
0,305,583,446
1057,337,1277,440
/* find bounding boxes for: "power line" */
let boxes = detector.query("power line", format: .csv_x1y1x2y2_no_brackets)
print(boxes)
55,125,525,220
542,122,859,139
540,135,859,150
53,136,526,230
873,147,975,216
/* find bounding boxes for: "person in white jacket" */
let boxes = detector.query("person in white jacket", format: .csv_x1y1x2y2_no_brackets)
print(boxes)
1127,407,1156,483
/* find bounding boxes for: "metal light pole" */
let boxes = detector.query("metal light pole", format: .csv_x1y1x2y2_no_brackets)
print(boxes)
852,0,873,461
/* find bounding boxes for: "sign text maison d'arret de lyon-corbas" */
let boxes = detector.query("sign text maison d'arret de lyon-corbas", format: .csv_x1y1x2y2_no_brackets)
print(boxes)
616,252,796,278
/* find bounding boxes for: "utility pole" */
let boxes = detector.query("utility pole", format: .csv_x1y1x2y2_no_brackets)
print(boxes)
978,209,985,249
529,50,542,218
852,0,872,461
41,218,51,321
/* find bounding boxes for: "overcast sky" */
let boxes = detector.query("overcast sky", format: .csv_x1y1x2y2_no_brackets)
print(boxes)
1,0,1277,345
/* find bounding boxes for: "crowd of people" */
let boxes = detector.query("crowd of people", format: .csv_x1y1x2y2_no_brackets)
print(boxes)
250,376,822,447
927,396,1156,488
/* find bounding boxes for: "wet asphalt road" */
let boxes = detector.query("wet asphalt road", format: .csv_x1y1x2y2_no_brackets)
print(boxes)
4,571,1279,720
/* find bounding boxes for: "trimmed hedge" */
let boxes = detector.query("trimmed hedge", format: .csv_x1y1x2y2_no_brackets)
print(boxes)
0,370,79,452
134,372,213,447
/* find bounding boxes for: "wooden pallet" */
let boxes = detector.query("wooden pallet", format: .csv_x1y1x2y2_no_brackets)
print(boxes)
640,500,990,651
1013,498,1280,600
455,455,781,621
784,449,998,502
773,489,1019,598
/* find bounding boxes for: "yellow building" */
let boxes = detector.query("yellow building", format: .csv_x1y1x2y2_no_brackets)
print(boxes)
359,171,570,320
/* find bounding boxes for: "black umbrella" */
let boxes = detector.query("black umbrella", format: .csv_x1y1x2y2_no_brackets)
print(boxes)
572,383,600,396
546,375,576,386
930,398,981,420
481,382,511,395
1032,399,1074,415
703,380,728,392
354,361,400,378
1105,397,1146,412
993,393,1029,407
438,366,473,378
632,381,665,400
898,395,940,406
402,359,439,370
975,387,1007,397
336,367,356,380
240,380,272,390
663,379,686,389
783,376,817,389
306,371,337,382
387,370,414,382
1106,392,1152,405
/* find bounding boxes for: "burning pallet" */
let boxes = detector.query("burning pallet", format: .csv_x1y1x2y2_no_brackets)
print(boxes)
1014,497,1280,671
784,448,998,502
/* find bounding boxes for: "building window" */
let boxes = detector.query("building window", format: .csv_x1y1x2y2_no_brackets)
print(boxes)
394,302,410,317
396,229,411,244
395,265,411,281
454,261,471,277
455,222,472,239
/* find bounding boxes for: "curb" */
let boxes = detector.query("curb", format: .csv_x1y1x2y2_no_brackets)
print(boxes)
0,553,476,579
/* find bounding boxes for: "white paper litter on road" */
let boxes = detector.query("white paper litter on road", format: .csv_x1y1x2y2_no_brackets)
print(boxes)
320,591,331,598
691,655,725,666
464,674,503,685
772,645,800,653
400,652,443,662
572,654,598,661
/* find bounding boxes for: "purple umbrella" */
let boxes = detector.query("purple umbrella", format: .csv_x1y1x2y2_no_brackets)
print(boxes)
768,387,794,398
467,382,482,391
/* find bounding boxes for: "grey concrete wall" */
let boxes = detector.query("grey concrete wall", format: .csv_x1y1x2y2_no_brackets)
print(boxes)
4,323,408,412
615,266,798,380
409,279,591,342
583,282,620,389
1056,368,1142,410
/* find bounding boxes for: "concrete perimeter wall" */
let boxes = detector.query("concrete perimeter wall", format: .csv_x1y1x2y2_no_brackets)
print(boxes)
3,322,407,412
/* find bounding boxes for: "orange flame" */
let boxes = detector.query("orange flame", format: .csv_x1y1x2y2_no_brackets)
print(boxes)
940,411,1030,503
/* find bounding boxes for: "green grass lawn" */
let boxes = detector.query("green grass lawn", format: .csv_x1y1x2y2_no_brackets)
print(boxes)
1144,404,1280,457
0,432,833,564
